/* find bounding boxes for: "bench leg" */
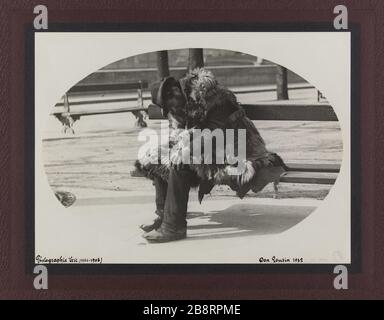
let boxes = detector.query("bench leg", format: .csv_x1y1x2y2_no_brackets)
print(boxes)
55,114,76,134
132,110,147,128
273,179,280,199
63,115,75,134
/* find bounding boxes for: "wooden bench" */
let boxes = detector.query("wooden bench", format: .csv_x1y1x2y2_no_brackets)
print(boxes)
52,81,149,133
117,83,318,103
143,102,341,188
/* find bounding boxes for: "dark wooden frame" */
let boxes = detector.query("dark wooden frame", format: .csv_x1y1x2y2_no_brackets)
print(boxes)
25,24,360,273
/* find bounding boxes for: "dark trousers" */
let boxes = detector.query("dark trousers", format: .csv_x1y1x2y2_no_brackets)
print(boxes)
154,176,167,212
153,168,193,232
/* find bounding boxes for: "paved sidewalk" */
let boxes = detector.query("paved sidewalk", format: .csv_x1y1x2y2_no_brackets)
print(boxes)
36,196,320,264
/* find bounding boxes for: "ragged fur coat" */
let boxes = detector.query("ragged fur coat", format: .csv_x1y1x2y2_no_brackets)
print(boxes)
135,68,286,200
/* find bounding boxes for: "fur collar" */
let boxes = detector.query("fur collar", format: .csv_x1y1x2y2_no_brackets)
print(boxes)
181,68,219,128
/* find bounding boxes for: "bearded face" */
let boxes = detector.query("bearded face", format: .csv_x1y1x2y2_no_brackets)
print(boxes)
151,77,189,128
164,85,186,117
162,83,188,128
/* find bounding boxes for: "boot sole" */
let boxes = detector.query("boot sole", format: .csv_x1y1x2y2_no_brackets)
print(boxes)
144,234,186,243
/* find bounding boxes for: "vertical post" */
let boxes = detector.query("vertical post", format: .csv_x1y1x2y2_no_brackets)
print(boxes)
63,93,70,113
317,90,326,102
156,50,170,80
137,80,143,108
188,48,204,71
276,65,289,100
62,92,75,134
133,81,147,128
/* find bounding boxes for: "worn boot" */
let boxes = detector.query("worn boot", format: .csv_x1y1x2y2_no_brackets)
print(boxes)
143,226,186,243
139,210,163,233
143,168,192,243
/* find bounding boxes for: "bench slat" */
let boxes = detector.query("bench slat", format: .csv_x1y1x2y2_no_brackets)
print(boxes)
147,103,338,121
242,103,337,121
68,82,148,94
52,107,147,116
232,84,314,95
131,169,338,185
55,96,145,107
279,171,338,184
285,162,340,173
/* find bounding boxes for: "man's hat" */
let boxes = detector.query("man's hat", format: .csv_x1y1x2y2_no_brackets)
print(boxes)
150,77,183,116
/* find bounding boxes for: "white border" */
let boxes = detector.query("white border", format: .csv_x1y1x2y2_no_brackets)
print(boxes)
35,32,351,264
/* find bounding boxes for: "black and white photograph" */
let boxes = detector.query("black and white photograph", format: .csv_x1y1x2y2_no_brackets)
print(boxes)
34,32,351,265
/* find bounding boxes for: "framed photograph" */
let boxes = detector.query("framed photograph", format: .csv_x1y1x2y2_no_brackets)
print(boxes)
1,0,383,300
33,29,355,270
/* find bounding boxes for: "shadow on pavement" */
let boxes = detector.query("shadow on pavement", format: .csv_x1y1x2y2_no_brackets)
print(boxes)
186,203,316,240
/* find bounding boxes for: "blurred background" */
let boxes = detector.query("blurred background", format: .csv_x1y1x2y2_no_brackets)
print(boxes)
75,49,304,88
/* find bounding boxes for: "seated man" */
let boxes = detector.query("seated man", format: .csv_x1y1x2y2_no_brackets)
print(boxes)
136,76,200,239
135,68,286,242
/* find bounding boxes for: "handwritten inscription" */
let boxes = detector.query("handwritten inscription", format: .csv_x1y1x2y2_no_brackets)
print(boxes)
259,256,304,263
36,255,103,264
